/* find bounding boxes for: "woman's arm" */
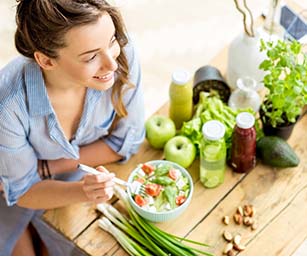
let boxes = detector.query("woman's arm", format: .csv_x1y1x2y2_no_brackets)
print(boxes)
17,166,115,209
47,140,122,175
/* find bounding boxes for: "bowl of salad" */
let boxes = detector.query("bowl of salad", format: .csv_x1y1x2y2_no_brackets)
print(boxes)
127,160,194,222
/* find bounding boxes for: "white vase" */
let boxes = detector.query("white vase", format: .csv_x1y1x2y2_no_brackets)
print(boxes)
227,31,267,90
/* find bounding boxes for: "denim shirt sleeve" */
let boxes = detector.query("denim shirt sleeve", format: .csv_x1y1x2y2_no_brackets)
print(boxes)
103,42,145,161
0,104,41,206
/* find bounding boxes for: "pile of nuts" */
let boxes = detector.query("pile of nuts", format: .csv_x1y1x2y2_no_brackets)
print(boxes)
222,204,257,256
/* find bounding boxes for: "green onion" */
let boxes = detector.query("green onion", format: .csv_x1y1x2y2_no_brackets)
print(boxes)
96,186,212,256
98,217,147,256
97,203,158,254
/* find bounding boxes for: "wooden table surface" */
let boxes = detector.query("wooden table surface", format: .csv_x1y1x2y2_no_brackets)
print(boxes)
43,8,307,254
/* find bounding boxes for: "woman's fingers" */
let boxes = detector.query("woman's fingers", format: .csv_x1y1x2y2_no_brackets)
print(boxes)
84,186,114,202
84,173,115,185
96,166,110,173
92,187,114,203
84,179,115,191
82,172,115,202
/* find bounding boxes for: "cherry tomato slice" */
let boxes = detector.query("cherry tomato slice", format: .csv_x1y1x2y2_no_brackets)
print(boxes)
175,195,186,206
141,163,155,175
168,169,178,180
134,194,147,207
145,183,161,197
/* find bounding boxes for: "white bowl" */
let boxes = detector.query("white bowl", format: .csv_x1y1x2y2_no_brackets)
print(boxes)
127,160,194,222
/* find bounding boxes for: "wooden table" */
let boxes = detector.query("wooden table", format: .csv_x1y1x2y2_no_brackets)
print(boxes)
43,12,307,257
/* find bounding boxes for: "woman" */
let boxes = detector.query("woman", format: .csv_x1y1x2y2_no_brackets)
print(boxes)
0,0,145,255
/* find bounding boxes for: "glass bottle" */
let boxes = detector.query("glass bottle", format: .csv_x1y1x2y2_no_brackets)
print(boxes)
200,120,226,188
169,69,193,129
230,112,257,173
263,0,284,37
228,76,261,112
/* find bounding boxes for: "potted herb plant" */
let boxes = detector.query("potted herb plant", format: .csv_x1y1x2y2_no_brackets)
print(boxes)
259,39,307,140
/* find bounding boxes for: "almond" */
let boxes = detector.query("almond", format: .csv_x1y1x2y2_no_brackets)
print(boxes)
243,205,254,217
223,230,233,242
243,217,254,226
237,206,244,216
223,243,233,255
251,221,258,230
233,213,243,225
233,234,241,246
223,216,230,225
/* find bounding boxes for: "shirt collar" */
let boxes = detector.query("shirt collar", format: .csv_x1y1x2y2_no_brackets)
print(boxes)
24,61,53,117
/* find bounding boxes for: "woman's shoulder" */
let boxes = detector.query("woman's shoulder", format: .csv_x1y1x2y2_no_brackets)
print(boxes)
0,56,31,106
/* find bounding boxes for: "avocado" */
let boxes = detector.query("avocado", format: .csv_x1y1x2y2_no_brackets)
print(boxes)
256,136,300,168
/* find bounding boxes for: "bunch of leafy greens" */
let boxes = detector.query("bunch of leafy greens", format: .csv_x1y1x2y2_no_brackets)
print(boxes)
180,92,263,157
259,39,307,127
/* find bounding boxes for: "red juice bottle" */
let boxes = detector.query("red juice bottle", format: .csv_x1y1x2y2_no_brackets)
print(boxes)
230,112,256,173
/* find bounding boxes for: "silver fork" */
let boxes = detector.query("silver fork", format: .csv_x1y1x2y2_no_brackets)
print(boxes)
78,164,146,196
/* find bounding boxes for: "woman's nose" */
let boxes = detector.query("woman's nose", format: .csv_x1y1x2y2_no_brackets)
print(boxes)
100,52,118,72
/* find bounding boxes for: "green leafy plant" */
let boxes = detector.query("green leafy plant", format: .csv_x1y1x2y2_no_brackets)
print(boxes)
259,39,307,127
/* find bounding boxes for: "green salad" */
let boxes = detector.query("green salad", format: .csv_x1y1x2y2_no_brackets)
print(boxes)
130,162,190,212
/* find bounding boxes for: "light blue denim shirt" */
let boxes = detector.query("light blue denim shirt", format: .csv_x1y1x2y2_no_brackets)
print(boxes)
0,42,145,206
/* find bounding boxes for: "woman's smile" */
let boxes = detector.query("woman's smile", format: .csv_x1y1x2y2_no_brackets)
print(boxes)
93,71,114,83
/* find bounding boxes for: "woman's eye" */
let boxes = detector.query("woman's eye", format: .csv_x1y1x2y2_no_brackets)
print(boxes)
85,54,97,63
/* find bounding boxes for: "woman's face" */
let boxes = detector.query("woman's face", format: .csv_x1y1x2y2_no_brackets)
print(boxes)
52,12,120,91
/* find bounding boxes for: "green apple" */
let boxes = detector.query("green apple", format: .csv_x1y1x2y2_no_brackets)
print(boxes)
164,136,196,168
145,115,176,149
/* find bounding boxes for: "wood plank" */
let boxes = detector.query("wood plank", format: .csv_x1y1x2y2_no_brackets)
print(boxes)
43,202,97,240
74,200,130,255
240,184,307,256
110,246,128,256
74,219,118,256
184,115,307,255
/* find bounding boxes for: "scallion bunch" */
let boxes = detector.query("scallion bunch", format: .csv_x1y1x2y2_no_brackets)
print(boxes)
97,186,212,256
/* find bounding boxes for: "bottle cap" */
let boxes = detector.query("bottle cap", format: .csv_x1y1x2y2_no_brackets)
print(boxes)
172,69,190,85
236,112,255,129
202,120,225,140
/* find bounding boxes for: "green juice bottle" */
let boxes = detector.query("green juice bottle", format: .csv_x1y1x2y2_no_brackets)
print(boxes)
169,69,193,129
200,120,226,188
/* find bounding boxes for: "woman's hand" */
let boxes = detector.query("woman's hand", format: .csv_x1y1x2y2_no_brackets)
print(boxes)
82,166,115,204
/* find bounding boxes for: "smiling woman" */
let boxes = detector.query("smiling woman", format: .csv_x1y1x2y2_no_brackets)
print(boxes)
0,0,145,255
51,13,120,92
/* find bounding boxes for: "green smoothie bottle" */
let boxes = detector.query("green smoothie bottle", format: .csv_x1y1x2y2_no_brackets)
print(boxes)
200,120,226,188
169,69,193,129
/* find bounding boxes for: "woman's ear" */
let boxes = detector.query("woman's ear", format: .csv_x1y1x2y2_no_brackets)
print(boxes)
33,51,57,70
